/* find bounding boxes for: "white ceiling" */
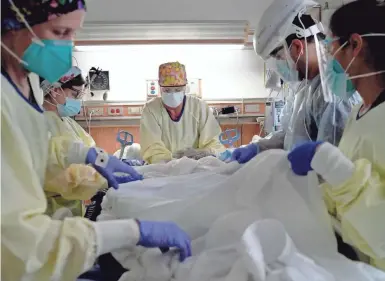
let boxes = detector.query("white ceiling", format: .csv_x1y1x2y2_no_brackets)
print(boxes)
84,0,347,28
84,0,272,28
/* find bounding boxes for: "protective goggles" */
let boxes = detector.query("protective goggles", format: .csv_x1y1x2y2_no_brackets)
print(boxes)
265,41,300,84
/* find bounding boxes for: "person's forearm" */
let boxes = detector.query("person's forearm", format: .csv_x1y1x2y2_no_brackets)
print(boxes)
257,131,285,151
44,164,108,200
49,136,91,168
142,143,173,164
149,153,173,164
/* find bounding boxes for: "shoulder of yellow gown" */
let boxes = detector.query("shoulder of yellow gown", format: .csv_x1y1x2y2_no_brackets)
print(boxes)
143,97,163,113
64,117,96,147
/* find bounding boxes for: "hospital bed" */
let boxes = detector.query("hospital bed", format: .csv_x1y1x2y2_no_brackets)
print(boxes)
86,151,384,281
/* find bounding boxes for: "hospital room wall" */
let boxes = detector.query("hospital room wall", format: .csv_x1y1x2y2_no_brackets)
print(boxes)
73,46,267,101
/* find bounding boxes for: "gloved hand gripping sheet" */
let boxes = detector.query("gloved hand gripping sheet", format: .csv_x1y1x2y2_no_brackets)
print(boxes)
99,151,385,281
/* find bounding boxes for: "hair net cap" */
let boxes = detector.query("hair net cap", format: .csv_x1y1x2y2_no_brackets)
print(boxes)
254,0,318,60
158,62,187,87
1,0,86,33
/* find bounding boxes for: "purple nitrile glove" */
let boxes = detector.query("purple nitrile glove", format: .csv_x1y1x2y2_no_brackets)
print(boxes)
86,147,143,189
137,220,192,262
287,141,324,176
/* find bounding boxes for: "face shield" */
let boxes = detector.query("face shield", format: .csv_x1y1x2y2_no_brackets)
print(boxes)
254,0,320,60
265,71,282,91
266,19,325,85
316,33,385,103
265,41,300,85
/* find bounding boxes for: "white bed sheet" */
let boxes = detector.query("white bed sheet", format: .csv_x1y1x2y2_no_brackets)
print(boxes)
99,150,385,281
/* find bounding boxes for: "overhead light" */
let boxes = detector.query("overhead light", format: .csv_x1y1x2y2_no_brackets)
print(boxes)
74,44,245,52
76,21,249,42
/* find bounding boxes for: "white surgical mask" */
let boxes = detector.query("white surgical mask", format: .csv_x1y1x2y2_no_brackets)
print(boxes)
162,91,185,108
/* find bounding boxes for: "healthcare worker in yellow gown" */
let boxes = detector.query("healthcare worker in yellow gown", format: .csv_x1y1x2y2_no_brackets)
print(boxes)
1,1,191,280
42,66,107,218
140,61,225,164
288,0,385,270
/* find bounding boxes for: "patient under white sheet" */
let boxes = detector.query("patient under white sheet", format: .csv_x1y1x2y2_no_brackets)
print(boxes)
99,150,385,281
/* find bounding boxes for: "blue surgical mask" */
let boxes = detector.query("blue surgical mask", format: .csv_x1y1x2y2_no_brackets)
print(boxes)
161,91,185,108
273,43,301,83
57,98,82,117
325,59,356,100
276,60,299,82
324,34,385,100
22,39,73,84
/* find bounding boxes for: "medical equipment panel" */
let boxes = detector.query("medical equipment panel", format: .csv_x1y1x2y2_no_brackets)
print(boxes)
146,78,202,100
146,80,159,100
264,99,284,134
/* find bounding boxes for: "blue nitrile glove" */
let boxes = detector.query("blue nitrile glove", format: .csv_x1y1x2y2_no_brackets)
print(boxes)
219,150,232,162
137,220,192,262
122,159,145,166
287,141,323,176
86,147,143,189
231,143,259,164
115,175,141,184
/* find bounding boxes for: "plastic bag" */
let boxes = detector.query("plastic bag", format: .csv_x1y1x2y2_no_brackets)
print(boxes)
99,150,385,281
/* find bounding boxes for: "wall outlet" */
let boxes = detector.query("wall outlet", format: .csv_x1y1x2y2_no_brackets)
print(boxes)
88,107,104,116
128,107,142,114
245,104,261,113
108,107,123,116
257,117,265,123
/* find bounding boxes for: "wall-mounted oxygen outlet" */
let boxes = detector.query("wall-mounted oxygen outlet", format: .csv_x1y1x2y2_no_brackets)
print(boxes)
88,107,104,116
108,107,123,116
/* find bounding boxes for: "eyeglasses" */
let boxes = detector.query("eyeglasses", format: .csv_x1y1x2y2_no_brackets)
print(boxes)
160,86,186,94
270,44,293,61
270,45,284,59
70,87,86,99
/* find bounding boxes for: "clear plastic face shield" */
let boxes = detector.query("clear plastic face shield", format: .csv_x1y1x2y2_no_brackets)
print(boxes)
44,87,83,117
266,17,324,88
266,41,301,85
266,6,324,95
316,33,385,103
44,86,82,104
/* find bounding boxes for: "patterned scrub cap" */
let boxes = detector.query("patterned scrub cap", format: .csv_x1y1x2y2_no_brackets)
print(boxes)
41,66,82,95
1,0,87,34
158,61,187,87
